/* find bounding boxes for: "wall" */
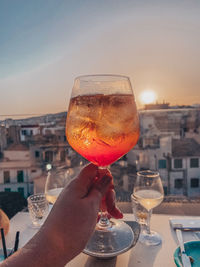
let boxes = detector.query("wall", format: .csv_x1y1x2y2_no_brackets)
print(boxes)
186,157,200,197
0,149,42,197
0,126,7,151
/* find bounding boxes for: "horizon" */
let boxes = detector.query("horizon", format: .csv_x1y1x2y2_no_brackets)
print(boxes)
1,102,199,122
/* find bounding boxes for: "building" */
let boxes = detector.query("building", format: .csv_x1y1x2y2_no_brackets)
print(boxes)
20,125,40,142
7,125,21,145
128,136,200,197
127,136,171,194
0,125,7,153
30,142,70,167
0,144,42,198
0,112,75,199
139,108,200,138
170,138,200,197
41,125,66,143
127,108,200,197
144,102,170,110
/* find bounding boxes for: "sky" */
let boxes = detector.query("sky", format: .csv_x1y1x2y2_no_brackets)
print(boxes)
0,0,200,119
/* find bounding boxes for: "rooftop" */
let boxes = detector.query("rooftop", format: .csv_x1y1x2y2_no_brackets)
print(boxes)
6,143,29,151
172,138,200,157
21,125,39,128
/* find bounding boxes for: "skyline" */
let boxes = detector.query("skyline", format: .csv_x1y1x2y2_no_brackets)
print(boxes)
0,101,199,122
1,0,200,119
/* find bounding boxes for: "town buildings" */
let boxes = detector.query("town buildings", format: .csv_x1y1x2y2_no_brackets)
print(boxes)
0,143,40,197
0,113,71,198
0,125,7,153
127,108,200,197
0,107,200,200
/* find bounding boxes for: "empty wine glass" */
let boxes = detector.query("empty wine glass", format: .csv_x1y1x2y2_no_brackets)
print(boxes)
133,170,164,246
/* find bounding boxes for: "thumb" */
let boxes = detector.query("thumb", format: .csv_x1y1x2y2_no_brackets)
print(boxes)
75,163,98,197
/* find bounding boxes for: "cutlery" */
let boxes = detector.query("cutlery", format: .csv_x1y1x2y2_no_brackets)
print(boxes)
176,229,191,267
173,223,200,232
170,218,200,232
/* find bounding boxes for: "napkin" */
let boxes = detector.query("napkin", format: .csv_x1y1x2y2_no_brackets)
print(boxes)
170,217,200,230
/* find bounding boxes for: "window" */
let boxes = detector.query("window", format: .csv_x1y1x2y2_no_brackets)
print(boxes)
158,159,167,169
17,170,24,183
4,188,11,192
35,151,40,158
18,187,24,197
3,171,10,183
174,179,183,189
163,186,168,195
22,130,27,135
190,178,199,188
145,137,159,147
31,169,37,173
174,159,183,169
190,158,199,168
60,150,66,162
45,151,53,162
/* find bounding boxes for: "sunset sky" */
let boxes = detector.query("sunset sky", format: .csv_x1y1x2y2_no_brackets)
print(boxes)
0,0,200,119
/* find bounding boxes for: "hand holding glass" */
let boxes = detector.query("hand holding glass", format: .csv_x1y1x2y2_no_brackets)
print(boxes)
133,170,164,246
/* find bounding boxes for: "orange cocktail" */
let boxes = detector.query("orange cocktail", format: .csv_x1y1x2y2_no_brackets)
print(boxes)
66,94,139,166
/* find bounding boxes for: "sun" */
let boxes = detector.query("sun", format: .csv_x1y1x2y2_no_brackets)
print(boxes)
140,90,157,105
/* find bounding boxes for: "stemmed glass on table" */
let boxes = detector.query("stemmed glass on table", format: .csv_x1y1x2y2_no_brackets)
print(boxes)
66,75,140,257
133,170,164,246
45,164,82,205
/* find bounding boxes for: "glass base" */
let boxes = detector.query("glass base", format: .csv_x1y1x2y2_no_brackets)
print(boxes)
139,230,162,246
83,219,134,258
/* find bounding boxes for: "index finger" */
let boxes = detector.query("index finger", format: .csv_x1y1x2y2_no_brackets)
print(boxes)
105,189,123,219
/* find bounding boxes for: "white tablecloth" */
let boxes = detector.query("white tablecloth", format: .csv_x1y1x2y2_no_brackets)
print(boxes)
1,212,200,267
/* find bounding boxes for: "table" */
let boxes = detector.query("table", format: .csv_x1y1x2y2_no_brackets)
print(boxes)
1,212,200,266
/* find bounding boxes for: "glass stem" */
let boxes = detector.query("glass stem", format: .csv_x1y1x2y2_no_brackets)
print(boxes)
98,211,111,228
146,209,152,235
97,166,111,229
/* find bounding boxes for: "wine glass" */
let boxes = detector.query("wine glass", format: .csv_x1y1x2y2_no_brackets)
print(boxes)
45,164,82,205
66,75,140,257
133,170,164,246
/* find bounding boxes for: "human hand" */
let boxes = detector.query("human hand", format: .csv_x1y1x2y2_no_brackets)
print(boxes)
2,164,123,267
38,163,122,264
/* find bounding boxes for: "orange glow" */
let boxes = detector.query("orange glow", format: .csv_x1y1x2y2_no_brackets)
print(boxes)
140,90,157,105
